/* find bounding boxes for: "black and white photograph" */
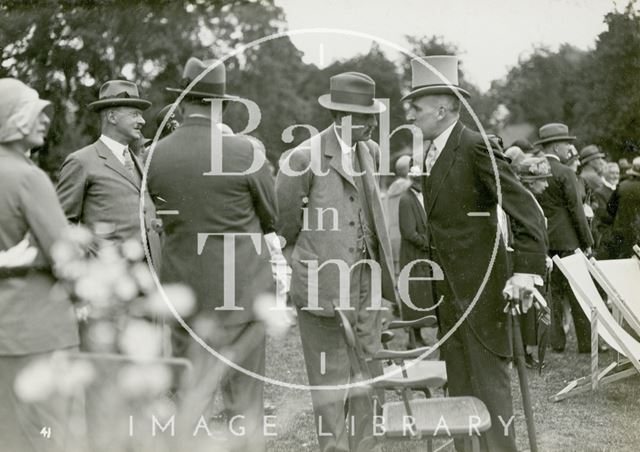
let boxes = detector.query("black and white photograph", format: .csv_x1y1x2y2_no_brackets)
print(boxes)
1,0,639,451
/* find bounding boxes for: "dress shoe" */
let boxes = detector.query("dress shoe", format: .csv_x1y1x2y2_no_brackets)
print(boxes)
525,353,546,370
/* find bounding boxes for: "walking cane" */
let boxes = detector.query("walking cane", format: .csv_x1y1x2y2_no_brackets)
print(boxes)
505,294,538,452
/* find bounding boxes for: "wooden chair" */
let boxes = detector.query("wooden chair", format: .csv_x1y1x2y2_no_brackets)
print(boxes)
335,309,491,452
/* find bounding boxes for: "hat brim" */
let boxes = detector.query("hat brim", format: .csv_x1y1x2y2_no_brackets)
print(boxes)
400,85,471,102
520,174,552,181
166,87,238,99
580,153,606,165
318,94,386,114
88,98,151,111
533,135,577,146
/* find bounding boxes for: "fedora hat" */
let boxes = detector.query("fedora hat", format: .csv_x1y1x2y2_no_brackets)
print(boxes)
87,80,151,111
579,145,606,165
318,72,386,114
166,57,235,99
401,55,470,102
627,157,640,177
533,123,576,146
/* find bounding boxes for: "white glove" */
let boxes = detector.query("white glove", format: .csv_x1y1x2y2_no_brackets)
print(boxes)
503,273,543,313
0,238,38,268
264,233,291,295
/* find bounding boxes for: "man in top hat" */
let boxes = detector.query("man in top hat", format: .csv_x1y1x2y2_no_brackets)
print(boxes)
535,123,594,354
56,80,161,266
276,71,396,451
578,144,607,193
402,55,547,452
147,57,277,452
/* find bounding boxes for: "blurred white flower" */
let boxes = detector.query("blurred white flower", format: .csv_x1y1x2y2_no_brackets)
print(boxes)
14,358,55,402
119,319,163,359
121,239,145,261
192,315,220,341
75,304,91,322
131,262,155,293
51,240,79,267
114,275,139,302
87,321,118,350
253,293,291,338
97,244,121,265
54,360,95,396
118,363,172,398
146,284,196,318
408,165,422,178
145,396,177,420
65,225,93,247
75,275,111,306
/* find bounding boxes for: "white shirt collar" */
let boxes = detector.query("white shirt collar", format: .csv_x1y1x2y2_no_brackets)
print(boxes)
333,124,356,154
432,121,457,154
544,153,561,162
602,178,617,190
100,134,128,165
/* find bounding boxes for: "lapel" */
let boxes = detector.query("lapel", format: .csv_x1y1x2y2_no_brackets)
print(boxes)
322,126,357,189
410,189,427,224
94,139,141,192
423,121,465,216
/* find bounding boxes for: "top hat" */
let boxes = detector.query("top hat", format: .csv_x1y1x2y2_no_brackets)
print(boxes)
517,156,553,180
533,123,576,146
579,145,606,165
88,80,151,111
401,56,470,102
318,72,386,114
166,57,235,99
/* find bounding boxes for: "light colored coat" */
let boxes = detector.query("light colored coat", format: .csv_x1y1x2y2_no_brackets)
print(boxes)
276,126,396,315
0,149,79,355
56,139,161,266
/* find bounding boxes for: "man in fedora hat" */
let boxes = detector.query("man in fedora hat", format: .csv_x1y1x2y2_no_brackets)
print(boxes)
578,144,607,193
147,57,277,452
56,80,162,266
276,71,396,451
402,55,547,452
535,123,595,354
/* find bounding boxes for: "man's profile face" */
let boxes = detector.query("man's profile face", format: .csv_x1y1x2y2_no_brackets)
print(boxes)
111,106,145,143
554,141,573,163
335,112,378,143
591,157,606,174
406,96,442,141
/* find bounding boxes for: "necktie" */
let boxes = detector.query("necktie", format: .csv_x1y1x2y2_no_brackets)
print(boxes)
123,148,141,185
424,141,438,176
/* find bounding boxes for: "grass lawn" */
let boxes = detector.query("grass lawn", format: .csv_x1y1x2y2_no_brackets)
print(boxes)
262,320,640,452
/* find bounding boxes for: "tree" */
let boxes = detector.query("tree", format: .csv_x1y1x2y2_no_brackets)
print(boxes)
573,2,640,159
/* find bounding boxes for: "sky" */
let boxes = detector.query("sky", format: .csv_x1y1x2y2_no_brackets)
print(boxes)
274,0,619,91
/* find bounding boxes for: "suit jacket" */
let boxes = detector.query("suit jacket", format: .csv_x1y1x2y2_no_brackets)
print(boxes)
276,126,396,315
56,139,161,266
0,149,79,355
421,122,547,357
537,157,593,251
398,188,434,320
147,117,277,325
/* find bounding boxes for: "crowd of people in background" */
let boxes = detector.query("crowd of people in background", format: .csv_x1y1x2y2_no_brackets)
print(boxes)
1,51,639,452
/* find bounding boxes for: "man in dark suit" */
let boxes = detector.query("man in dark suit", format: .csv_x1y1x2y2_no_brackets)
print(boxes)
56,80,161,267
276,72,396,452
535,123,594,353
402,56,547,452
398,169,434,345
607,157,640,258
148,57,277,452
593,162,619,258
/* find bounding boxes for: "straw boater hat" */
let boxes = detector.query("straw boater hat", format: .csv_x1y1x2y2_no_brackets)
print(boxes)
166,57,236,100
517,156,553,181
401,55,470,102
579,145,606,165
318,72,386,114
533,123,576,146
87,80,151,111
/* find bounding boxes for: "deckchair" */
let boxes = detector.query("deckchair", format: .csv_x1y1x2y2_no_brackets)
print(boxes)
586,255,640,336
551,252,640,401
335,309,490,452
